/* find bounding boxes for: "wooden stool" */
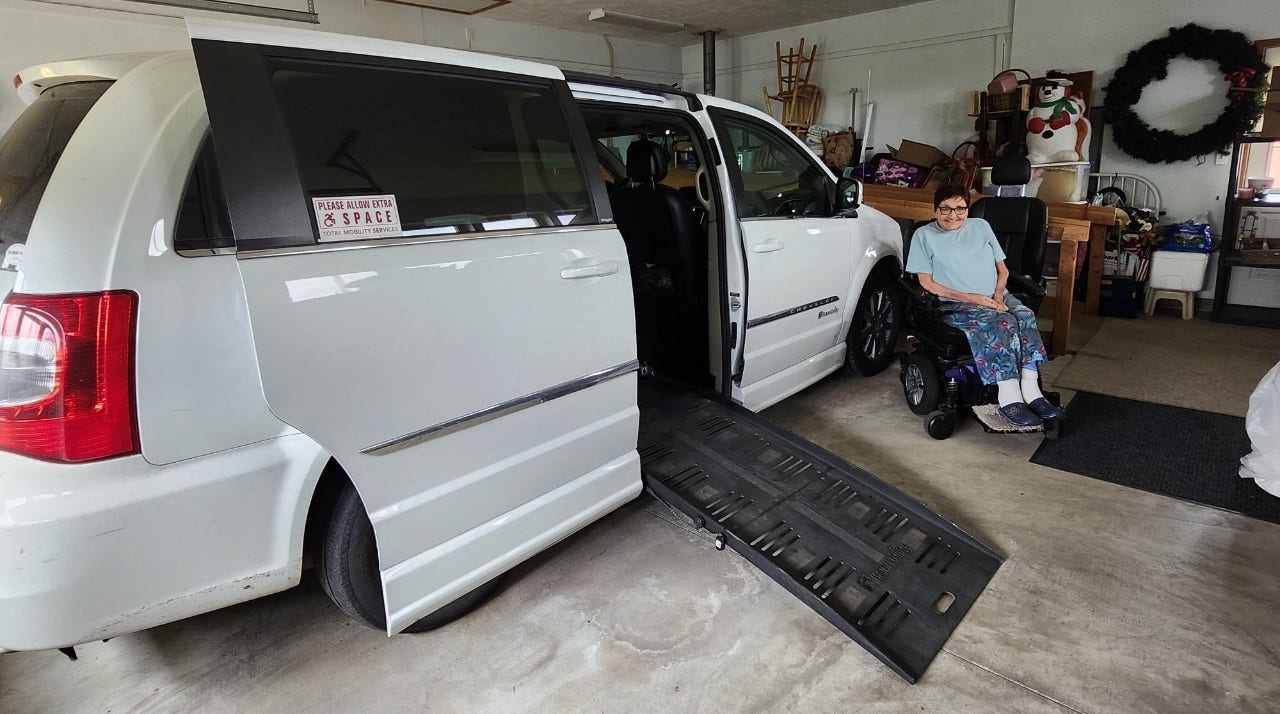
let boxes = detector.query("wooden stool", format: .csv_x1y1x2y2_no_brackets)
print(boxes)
1144,288,1195,320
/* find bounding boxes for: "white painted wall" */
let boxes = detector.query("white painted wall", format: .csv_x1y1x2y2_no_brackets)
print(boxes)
681,0,1014,159
0,0,680,130
1010,0,1280,297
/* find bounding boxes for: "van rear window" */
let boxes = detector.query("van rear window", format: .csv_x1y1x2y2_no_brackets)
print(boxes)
0,81,111,269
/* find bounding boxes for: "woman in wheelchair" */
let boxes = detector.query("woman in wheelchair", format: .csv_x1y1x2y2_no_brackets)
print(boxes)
904,184,1066,427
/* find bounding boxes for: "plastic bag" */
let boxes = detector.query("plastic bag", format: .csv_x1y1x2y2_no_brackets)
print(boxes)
1240,360,1280,497
1160,222,1213,253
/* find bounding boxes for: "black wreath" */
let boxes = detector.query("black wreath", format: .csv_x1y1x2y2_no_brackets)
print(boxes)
1104,24,1268,163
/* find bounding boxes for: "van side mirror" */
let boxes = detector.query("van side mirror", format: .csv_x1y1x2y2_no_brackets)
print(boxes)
836,176,862,213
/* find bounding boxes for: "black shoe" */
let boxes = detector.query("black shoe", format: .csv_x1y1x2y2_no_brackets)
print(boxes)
1028,397,1067,421
997,402,1043,427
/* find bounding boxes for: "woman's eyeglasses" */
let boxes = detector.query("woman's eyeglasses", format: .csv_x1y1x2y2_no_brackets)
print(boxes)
936,206,969,215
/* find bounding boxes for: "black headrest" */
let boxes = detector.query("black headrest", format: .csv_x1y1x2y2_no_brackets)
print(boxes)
991,156,1032,186
626,139,669,183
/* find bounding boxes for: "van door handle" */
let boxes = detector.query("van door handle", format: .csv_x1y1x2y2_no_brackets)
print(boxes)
754,241,784,253
560,258,620,280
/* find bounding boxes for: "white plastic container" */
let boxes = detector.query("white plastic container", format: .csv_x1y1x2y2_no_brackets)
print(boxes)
1148,250,1210,291
980,161,1091,203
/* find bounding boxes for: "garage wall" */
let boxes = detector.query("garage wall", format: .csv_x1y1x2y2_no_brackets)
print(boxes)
1010,0,1280,297
0,0,681,131
679,0,1015,159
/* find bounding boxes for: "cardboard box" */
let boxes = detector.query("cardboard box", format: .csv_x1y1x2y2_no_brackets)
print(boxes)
889,139,948,169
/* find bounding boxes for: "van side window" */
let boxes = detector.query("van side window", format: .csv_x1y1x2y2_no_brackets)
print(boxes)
267,60,597,238
174,137,235,255
719,116,832,219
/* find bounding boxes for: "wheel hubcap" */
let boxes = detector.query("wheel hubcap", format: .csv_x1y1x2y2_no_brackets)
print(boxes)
904,364,925,405
861,289,896,360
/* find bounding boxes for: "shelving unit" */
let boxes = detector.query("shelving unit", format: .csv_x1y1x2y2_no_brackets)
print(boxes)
1212,135,1280,328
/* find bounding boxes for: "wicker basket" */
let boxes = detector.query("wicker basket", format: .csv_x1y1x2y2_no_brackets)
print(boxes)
987,90,1019,113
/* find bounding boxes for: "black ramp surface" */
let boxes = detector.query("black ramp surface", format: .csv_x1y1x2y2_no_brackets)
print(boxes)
637,381,1003,683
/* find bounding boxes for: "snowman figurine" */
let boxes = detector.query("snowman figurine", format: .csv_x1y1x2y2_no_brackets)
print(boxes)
1025,72,1091,164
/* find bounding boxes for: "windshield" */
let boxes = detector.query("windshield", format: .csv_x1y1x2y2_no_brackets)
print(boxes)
0,81,111,272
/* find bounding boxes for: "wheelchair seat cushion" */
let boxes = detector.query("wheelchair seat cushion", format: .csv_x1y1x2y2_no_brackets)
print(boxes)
915,315,972,346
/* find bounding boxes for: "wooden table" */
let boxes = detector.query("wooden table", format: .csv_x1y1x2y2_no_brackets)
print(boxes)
861,185,1092,356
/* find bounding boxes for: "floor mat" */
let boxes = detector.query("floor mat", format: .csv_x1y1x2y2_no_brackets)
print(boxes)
1050,314,1280,417
1030,392,1280,524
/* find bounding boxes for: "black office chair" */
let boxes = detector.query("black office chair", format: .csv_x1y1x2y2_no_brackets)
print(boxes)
896,157,1058,440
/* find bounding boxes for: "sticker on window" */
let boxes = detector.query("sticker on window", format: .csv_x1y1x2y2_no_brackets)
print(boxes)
1,243,23,272
311,195,402,242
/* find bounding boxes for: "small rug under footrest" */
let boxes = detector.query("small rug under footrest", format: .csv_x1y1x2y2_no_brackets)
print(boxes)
971,404,1045,433
1030,392,1279,524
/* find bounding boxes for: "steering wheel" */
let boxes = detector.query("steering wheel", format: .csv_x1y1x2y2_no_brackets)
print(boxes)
771,197,810,217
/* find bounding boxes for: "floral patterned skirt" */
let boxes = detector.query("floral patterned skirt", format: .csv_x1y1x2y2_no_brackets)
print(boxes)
941,293,1047,384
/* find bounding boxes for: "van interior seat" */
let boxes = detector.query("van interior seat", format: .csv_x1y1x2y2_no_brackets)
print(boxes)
610,138,707,379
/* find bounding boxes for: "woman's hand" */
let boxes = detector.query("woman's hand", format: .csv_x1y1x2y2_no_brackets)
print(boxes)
991,292,1009,312
964,293,999,309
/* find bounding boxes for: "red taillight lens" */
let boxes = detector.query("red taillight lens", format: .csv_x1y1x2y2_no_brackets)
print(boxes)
0,291,138,462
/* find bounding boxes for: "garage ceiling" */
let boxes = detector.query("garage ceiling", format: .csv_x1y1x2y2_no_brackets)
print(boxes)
466,0,933,47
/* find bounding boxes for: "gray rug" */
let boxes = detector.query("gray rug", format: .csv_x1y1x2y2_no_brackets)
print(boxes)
1052,314,1280,417
1031,392,1278,524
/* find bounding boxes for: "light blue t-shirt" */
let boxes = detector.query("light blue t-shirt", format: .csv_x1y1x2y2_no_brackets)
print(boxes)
905,218,1007,296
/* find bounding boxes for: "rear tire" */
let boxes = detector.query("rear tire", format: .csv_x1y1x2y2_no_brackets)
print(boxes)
317,484,499,633
901,353,941,416
846,271,901,376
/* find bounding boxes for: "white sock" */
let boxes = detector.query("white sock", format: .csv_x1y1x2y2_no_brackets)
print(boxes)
997,379,1023,407
1021,367,1044,402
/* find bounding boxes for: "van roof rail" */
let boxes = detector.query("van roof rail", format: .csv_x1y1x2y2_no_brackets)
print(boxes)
562,71,702,111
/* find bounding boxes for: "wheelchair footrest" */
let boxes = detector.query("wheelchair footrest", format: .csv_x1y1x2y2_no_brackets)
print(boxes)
971,404,1047,433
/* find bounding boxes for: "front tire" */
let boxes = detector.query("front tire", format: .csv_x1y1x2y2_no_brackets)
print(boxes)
317,484,499,633
926,411,956,440
846,271,901,376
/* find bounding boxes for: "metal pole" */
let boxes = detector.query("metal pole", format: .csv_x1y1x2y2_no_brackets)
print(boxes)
702,31,717,96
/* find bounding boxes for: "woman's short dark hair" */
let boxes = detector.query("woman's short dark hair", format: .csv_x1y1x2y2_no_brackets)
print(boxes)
933,183,970,208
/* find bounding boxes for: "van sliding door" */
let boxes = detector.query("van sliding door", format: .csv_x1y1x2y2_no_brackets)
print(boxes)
189,25,640,633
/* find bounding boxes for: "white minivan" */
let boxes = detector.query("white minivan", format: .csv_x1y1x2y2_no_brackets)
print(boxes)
0,20,904,653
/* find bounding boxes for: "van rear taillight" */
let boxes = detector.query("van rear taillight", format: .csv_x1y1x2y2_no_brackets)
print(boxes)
0,291,138,462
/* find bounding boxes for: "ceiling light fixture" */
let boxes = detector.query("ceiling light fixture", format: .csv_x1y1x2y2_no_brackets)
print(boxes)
588,8,690,34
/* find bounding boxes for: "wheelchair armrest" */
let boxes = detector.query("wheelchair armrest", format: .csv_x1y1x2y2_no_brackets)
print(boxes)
899,274,940,307
1007,273,1046,312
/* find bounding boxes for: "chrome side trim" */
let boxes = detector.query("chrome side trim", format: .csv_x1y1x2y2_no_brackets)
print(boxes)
360,359,640,455
747,296,839,329
236,224,613,260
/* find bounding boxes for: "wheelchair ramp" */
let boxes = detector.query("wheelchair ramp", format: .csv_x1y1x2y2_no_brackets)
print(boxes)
638,381,1002,683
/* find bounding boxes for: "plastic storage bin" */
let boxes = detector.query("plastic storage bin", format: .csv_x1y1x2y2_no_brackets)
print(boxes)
1148,250,1210,291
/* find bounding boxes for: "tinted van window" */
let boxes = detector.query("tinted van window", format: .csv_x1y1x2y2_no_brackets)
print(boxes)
268,60,596,239
0,81,111,269
174,136,234,255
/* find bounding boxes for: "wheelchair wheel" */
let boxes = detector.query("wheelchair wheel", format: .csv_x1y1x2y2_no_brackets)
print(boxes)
925,411,956,440
901,353,940,416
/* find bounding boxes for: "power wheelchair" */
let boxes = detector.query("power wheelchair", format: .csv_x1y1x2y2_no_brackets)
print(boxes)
896,157,1063,440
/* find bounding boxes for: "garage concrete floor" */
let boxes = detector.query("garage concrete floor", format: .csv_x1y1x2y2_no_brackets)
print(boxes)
3,317,1278,713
